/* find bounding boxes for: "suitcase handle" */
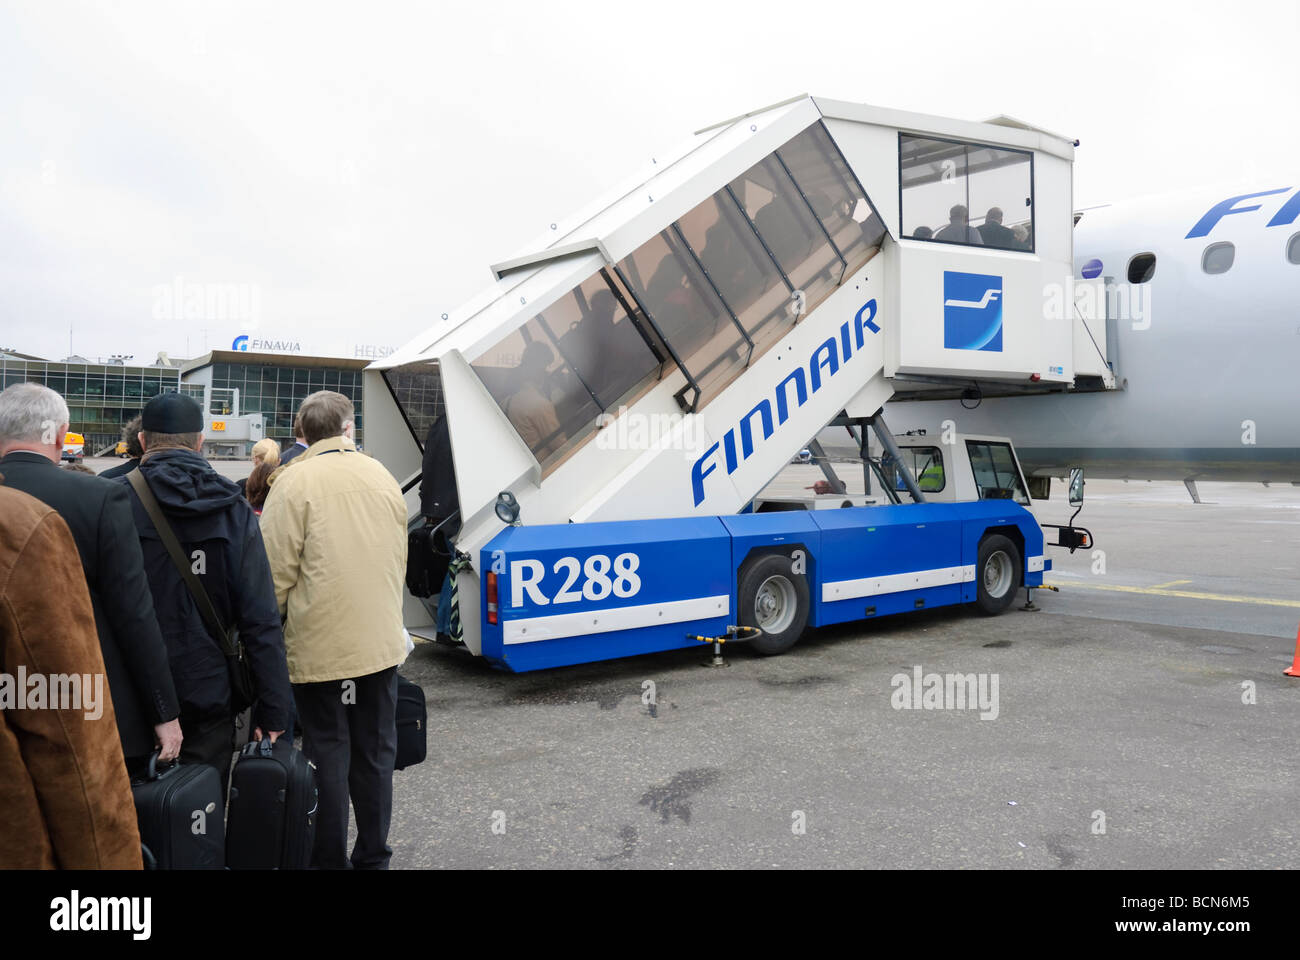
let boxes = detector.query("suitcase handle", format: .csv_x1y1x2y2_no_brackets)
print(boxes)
239,738,275,759
143,749,176,782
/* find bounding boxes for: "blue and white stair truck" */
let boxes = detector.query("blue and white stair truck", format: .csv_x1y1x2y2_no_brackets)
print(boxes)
365,95,1104,672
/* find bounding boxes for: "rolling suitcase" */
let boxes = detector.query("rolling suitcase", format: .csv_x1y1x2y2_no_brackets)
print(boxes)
226,738,318,869
131,752,225,869
395,674,427,770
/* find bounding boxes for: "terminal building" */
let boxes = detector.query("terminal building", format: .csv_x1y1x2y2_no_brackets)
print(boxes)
0,347,369,457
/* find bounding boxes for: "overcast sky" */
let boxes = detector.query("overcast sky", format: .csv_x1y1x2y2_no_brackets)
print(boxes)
2,0,1296,364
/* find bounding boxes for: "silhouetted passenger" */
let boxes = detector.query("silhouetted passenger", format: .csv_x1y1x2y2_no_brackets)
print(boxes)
754,193,815,269
933,205,983,244
505,341,562,459
912,225,934,240
977,207,1018,249
700,218,762,314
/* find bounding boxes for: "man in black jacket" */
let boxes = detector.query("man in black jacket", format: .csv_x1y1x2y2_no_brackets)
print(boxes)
120,392,293,797
976,207,1019,250
0,383,182,768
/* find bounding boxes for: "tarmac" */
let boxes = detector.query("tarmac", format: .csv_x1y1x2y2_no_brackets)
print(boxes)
87,458,1300,868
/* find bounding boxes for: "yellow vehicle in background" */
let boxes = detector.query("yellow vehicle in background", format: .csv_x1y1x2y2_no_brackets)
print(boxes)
61,431,85,463
115,440,130,457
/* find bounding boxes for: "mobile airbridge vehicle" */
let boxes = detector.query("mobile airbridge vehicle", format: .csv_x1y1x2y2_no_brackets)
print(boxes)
365,96,1107,672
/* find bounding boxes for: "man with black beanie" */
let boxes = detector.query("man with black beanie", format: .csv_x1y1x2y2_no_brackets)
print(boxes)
118,392,293,798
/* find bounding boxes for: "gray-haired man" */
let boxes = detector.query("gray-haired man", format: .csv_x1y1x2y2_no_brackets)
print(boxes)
0,382,182,770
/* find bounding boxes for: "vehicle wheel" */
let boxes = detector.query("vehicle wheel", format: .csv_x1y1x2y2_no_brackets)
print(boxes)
738,552,810,656
975,534,1021,615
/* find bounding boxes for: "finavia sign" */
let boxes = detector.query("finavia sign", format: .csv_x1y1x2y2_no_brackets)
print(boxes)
690,299,880,506
232,335,302,353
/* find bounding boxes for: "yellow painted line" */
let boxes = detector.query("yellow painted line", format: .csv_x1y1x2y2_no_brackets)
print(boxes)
1045,580,1300,610
1149,579,1192,589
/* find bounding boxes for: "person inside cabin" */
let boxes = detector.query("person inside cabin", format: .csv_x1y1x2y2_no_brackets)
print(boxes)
912,225,934,240
504,341,562,460
976,206,1018,249
644,256,700,344
700,217,761,314
933,204,983,244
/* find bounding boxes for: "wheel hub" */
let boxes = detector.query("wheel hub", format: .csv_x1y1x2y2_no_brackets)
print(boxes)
983,550,1013,597
754,575,796,634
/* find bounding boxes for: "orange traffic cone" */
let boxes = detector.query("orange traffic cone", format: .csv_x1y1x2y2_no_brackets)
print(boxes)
1286,625,1300,677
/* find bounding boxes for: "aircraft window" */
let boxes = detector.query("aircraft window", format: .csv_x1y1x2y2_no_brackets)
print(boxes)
899,134,1034,251
468,271,661,471
1201,242,1235,275
1287,233,1300,265
965,440,1030,505
1127,253,1156,284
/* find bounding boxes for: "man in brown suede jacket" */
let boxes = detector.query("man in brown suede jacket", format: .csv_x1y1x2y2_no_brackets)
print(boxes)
0,482,142,869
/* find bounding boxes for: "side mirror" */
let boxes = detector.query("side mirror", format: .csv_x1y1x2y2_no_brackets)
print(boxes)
1068,467,1085,507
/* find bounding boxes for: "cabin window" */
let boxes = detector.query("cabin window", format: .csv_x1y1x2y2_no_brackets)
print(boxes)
900,134,1034,251
895,445,946,493
465,123,883,469
774,122,886,265
381,361,443,450
619,121,882,408
965,439,1030,505
1201,241,1234,275
1127,253,1156,284
1287,233,1300,265
726,154,842,310
468,271,663,469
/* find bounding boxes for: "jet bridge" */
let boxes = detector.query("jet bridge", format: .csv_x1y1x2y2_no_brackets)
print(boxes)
366,95,1084,651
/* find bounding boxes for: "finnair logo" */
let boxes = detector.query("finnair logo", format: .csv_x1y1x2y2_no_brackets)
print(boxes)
943,271,1003,352
944,288,1001,311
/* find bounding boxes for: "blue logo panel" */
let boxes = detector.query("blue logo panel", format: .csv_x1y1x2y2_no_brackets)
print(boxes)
943,271,1002,352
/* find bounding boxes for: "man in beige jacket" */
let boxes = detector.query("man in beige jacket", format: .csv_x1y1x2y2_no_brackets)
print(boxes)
260,390,408,869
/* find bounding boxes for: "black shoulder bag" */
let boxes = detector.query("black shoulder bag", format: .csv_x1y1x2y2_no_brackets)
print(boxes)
128,469,257,714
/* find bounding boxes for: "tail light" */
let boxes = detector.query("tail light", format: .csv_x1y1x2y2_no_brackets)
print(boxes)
486,571,499,625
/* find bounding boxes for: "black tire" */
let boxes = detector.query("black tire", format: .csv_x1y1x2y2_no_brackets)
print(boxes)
738,552,810,656
974,534,1021,615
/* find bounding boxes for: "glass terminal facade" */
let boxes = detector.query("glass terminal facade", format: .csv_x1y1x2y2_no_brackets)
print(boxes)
0,349,369,455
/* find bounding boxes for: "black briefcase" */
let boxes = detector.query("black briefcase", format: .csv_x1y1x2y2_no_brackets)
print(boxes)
406,523,452,598
226,738,318,869
131,752,225,870
395,674,427,770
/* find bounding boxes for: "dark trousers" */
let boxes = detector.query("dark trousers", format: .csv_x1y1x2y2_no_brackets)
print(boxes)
179,710,237,802
293,666,398,870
